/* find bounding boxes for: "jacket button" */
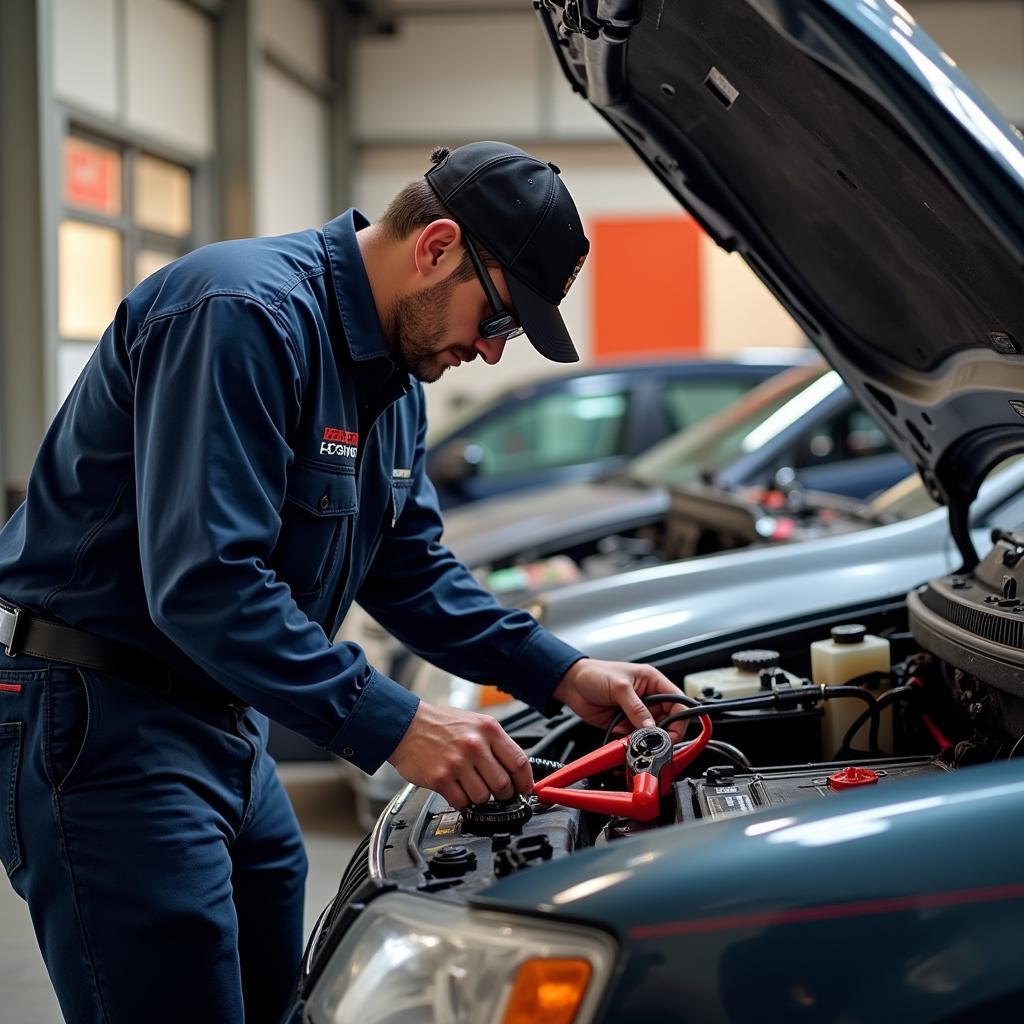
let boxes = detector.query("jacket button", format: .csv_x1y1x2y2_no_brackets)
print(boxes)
319,494,330,511
342,747,354,757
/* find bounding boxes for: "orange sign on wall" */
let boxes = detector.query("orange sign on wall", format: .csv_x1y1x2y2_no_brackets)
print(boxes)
590,216,702,361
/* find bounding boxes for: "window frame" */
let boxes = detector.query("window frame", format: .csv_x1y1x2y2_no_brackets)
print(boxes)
47,102,214,411
60,124,198,338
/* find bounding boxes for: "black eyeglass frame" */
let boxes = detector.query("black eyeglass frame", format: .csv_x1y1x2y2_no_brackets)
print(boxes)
462,230,525,341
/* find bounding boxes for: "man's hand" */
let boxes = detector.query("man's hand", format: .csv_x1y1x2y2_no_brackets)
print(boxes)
387,701,534,810
553,658,689,742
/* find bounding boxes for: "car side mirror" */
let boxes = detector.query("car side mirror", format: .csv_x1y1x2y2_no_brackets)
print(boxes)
433,441,485,486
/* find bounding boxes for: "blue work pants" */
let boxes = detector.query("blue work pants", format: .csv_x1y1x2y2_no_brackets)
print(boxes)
0,654,308,1023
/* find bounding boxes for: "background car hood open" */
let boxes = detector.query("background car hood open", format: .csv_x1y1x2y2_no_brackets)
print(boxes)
536,0,1024,568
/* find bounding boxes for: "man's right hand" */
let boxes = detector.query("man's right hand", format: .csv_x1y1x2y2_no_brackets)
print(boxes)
387,701,534,810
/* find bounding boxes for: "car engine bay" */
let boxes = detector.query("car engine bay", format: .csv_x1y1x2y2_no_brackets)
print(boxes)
344,528,1024,906
479,482,879,598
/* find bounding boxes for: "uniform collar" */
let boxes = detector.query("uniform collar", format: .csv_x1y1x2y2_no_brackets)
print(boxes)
323,208,391,363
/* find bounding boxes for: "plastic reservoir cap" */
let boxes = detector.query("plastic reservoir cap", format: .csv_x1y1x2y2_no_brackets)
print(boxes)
730,649,781,672
828,766,879,790
830,624,867,645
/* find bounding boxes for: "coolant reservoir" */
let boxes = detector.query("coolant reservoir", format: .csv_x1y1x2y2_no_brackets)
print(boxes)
684,649,803,701
811,624,891,757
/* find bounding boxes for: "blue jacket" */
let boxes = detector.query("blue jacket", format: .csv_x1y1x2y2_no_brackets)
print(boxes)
0,210,583,772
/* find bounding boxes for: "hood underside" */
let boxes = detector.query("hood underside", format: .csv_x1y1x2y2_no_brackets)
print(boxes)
537,0,1024,566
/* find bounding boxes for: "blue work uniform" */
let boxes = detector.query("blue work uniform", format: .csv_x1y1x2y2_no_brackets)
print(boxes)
0,210,583,1024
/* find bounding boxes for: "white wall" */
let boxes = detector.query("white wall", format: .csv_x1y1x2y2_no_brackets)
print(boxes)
53,0,118,120
256,0,329,81
254,0,333,236
125,0,215,156
256,66,331,236
54,0,215,156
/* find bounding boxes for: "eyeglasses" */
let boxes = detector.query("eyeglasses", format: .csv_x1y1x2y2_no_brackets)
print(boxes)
463,231,525,341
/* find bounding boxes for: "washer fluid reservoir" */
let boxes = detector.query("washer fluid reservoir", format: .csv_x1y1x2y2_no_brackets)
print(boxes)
811,624,891,756
684,649,802,701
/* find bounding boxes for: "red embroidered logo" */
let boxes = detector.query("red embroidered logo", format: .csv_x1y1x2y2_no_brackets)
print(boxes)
321,426,359,458
323,427,359,444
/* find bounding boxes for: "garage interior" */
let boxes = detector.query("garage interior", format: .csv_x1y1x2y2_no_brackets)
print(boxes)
1,1,1023,1021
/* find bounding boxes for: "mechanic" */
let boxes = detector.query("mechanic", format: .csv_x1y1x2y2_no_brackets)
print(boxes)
0,141,684,1024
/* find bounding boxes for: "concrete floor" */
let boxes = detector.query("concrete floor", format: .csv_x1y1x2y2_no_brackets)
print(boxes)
0,763,364,1023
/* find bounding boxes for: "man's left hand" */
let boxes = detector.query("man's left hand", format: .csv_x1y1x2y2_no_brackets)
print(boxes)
552,658,690,742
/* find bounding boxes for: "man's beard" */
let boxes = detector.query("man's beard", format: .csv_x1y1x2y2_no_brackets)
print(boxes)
386,274,473,383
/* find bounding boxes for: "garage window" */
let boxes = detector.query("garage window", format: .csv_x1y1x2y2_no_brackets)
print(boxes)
60,131,194,344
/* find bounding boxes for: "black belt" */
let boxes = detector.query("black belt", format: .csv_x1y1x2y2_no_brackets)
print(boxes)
0,599,248,710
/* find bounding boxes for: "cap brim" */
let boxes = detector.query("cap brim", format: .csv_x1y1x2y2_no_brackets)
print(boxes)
506,272,579,363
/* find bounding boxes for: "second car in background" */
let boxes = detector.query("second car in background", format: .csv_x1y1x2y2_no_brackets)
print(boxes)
426,353,802,509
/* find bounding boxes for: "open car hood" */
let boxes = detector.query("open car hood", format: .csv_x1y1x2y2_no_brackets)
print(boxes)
536,0,1024,568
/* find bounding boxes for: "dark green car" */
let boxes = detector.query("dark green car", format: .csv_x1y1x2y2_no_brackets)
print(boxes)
285,1,1024,1020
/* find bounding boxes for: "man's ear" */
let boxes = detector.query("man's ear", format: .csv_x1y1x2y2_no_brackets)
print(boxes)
413,219,462,281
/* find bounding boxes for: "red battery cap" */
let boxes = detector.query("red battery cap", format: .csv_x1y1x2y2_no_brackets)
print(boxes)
828,766,879,790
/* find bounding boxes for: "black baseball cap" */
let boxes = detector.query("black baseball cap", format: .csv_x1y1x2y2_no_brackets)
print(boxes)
425,141,590,363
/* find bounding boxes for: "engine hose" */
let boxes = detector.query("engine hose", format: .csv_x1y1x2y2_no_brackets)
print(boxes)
705,739,753,771
835,685,915,759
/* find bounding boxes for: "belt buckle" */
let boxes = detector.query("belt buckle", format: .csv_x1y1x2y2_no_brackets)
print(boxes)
1,605,23,658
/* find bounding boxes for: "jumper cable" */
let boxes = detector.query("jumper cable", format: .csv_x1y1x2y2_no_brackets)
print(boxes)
532,716,712,822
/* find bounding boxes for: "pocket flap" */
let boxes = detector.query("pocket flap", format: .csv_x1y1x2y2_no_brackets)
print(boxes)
285,463,358,516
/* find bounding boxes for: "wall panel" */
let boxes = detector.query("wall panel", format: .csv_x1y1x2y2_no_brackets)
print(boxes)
256,65,330,235
126,0,214,155
257,0,328,80
353,14,543,140
53,0,118,118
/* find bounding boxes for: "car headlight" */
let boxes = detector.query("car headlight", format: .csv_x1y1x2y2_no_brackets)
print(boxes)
305,892,616,1024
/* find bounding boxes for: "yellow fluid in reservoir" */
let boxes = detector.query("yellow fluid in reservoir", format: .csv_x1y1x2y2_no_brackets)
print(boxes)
811,625,891,757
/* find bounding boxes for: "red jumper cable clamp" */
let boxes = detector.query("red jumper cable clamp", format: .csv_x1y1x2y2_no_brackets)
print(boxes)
532,716,713,822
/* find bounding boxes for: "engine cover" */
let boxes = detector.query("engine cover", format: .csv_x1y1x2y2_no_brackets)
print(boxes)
909,530,1024,697
377,785,586,898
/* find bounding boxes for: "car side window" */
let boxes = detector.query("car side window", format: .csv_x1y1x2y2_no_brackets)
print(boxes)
794,407,894,467
662,379,752,432
466,389,630,479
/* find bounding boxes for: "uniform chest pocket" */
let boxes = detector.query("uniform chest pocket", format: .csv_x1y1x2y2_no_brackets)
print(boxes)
272,462,358,596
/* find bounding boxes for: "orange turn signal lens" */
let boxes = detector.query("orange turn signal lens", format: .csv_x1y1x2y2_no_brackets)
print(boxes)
501,957,592,1024
479,685,514,708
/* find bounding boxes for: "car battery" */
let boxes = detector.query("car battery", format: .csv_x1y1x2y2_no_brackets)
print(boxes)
675,756,951,824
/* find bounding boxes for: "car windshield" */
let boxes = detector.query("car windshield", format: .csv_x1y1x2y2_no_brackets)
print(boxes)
629,364,834,486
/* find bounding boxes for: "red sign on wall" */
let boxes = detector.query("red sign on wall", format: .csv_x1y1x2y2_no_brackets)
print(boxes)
64,138,121,217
